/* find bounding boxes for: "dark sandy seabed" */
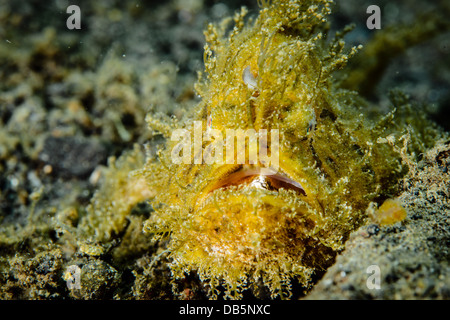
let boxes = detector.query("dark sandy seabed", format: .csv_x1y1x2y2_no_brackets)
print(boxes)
0,0,449,300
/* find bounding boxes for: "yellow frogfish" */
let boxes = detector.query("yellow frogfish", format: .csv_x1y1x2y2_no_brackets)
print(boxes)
129,0,443,298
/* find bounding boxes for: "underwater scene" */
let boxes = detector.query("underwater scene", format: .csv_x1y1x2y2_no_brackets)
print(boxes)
0,0,449,301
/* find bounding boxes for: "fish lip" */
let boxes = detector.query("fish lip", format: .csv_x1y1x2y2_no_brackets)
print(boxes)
206,165,306,196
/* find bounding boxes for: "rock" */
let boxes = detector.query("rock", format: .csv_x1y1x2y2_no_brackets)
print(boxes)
39,136,108,179
306,142,450,300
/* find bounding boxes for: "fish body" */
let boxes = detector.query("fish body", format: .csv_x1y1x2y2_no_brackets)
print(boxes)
142,0,442,298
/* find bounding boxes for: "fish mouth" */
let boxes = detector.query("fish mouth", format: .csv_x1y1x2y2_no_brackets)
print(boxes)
204,165,306,197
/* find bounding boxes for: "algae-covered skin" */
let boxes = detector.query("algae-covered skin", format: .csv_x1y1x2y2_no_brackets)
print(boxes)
137,0,444,298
